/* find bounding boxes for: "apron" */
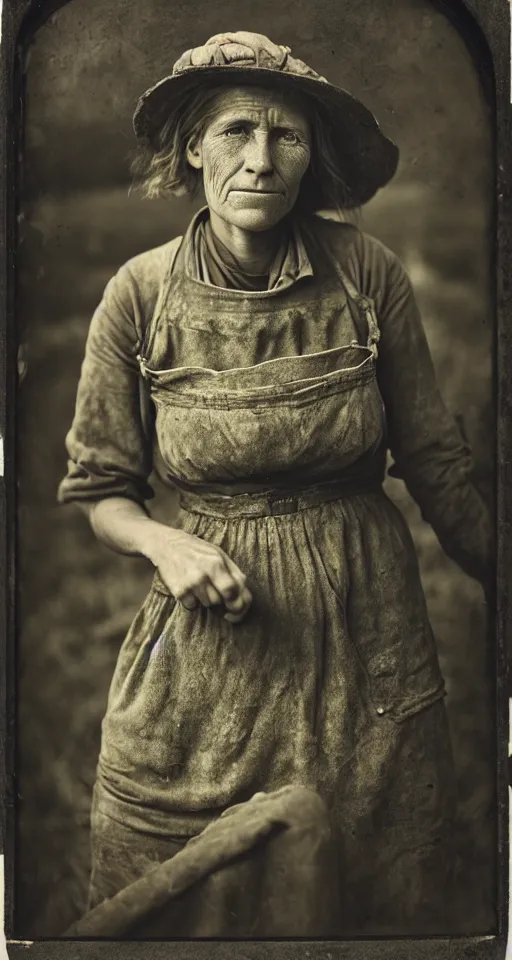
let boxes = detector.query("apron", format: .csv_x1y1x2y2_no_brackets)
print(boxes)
93,224,457,933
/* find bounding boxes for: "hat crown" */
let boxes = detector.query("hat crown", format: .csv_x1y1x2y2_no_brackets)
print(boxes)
173,31,326,82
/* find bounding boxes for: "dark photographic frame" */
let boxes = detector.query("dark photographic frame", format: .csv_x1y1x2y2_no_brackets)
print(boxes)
1,0,510,956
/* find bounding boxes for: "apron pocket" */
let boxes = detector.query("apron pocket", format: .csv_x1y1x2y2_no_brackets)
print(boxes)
384,684,446,724
360,643,445,725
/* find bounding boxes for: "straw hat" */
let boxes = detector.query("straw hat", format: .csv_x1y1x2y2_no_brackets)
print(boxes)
133,31,399,207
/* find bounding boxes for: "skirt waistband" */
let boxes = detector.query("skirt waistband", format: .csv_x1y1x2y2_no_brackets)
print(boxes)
176,475,384,519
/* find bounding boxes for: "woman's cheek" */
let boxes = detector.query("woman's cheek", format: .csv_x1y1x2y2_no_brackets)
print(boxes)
205,145,240,202
293,144,311,176
276,145,311,187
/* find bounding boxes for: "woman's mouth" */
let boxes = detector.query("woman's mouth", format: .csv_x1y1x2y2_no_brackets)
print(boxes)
228,189,284,202
229,187,282,197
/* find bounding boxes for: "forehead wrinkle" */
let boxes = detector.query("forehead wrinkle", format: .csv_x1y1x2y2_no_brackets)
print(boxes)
207,88,310,134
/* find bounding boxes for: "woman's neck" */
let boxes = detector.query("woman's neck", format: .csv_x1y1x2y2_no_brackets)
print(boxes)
209,210,283,276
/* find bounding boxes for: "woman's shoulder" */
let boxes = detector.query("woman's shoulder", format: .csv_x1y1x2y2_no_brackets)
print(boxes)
100,236,184,331
306,214,408,299
308,214,401,267
119,236,183,293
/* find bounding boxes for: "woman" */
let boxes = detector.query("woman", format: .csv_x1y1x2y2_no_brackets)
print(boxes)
58,32,492,935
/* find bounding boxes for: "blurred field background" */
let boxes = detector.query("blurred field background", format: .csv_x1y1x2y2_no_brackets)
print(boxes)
14,0,496,939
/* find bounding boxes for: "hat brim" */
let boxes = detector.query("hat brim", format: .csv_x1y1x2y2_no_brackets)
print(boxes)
132,66,399,208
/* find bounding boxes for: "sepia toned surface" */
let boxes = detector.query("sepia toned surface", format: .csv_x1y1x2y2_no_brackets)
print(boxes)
15,0,495,939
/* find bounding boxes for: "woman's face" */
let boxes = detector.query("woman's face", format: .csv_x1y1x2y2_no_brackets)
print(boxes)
186,86,312,232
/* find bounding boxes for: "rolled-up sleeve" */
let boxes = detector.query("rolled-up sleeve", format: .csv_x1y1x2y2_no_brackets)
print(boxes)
351,232,493,586
57,263,154,507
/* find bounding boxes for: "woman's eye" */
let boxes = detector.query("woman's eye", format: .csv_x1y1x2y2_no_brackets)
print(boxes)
278,131,301,144
224,126,246,137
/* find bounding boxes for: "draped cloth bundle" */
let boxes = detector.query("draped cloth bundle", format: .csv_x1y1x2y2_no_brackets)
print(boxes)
64,785,341,938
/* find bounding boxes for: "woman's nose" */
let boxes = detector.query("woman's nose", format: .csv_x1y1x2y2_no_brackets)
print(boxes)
243,132,273,175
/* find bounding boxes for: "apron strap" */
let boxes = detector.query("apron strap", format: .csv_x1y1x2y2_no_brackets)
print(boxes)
333,266,380,360
138,237,183,362
302,218,381,359
135,237,183,444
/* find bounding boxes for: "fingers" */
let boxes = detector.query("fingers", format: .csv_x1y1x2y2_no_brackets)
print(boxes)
170,543,252,621
178,583,220,610
191,581,223,608
205,582,223,606
194,553,252,620
179,591,199,611
220,554,253,619
178,579,252,621
223,585,253,622
179,581,252,620
211,563,247,612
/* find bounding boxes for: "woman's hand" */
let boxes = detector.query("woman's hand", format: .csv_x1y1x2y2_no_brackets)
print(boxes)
84,497,252,623
147,527,253,623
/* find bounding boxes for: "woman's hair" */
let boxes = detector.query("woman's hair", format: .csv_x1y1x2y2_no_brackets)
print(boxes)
130,83,355,215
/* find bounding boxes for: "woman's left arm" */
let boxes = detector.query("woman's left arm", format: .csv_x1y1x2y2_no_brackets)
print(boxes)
363,238,493,589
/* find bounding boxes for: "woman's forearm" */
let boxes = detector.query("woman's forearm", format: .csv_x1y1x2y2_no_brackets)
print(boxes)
388,454,493,588
80,497,182,564
80,496,253,622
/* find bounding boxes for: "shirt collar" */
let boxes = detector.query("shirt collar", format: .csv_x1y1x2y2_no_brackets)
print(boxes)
186,207,314,292
270,216,315,290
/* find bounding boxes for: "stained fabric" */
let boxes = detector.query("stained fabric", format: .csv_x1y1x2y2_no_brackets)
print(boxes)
79,786,341,938
58,208,491,933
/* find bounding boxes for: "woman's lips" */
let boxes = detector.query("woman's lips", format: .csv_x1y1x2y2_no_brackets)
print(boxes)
230,189,282,193
228,189,285,203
